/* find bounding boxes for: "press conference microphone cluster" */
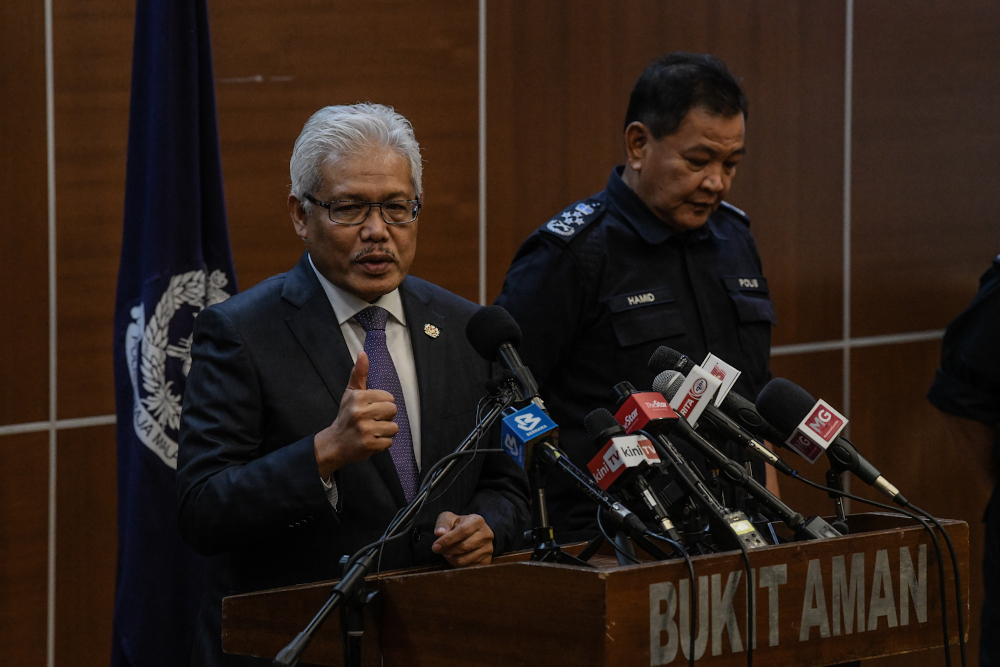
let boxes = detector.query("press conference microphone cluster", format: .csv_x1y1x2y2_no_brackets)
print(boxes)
615,379,841,542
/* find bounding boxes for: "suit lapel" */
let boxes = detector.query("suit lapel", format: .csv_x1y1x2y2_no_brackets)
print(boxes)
282,256,355,407
400,278,451,480
283,254,408,507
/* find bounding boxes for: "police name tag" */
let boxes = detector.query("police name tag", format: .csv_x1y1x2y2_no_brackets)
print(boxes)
609,287,673,313
723,276,769,293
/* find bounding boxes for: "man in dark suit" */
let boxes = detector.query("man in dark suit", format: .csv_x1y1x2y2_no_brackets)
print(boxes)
177,103,530,665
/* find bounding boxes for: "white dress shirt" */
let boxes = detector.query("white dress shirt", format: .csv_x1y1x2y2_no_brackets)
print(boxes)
308,255,423,505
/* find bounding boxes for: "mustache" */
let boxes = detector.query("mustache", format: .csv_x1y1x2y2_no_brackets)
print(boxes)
353,245,398,262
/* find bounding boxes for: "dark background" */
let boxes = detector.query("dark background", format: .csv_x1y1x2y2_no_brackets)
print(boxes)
2,0,998,663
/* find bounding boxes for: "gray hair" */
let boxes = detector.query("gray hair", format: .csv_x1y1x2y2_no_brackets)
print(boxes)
290,103,423,209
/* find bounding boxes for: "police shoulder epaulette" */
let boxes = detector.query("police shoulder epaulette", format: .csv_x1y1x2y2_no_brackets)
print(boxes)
718,200,750,226
540,198,605,240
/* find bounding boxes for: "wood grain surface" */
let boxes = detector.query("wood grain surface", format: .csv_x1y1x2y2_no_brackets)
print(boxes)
223,515,968,666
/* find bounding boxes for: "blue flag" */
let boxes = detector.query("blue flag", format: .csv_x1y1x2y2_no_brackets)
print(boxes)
111,0,236,664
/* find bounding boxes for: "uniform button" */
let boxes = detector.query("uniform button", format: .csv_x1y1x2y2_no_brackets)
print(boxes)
412,527,421,542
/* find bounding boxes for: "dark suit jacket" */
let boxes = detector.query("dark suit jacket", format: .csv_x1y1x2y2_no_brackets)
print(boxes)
177,254,530,666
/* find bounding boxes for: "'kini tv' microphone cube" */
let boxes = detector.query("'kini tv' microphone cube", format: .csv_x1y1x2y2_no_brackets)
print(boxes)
587,434,656,490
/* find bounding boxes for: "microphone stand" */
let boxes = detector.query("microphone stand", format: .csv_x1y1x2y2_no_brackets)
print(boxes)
272,389,515,667
526,463,592,566
825,468,850,534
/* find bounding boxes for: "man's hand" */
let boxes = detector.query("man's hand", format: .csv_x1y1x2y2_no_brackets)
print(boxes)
314,352,398,479
431,512,494,567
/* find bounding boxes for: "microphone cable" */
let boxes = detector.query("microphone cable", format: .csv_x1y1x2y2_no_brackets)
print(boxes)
638,429,755,667
595,507,642,564
644,531,697,667
904,501,967,667
790,474,962,667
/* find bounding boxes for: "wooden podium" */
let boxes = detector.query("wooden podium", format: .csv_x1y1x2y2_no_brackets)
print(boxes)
222,513,968,666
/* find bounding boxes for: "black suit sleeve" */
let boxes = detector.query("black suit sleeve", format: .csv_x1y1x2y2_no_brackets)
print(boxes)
177,306,335,556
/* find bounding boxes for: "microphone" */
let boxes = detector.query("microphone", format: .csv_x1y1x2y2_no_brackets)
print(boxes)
584,409,682,544
466,305,541,405
652,370,796,477
648,346,788,446
610,382,772,551
755,378,908,506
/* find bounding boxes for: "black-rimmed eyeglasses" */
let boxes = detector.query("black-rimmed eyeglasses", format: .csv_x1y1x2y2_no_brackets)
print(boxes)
304,194,421,226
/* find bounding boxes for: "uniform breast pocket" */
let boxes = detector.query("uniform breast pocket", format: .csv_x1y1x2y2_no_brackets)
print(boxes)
609,288,687,348
725,287,777,368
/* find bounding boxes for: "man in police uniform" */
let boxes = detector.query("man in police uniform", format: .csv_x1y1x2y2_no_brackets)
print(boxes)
496,53,778,540
927,254,1000,666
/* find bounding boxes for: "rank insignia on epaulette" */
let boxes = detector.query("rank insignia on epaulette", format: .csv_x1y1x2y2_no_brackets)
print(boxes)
718,200,749,222
544,200,602,238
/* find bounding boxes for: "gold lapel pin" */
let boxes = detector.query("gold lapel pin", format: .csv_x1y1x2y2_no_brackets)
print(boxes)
423,323,441,339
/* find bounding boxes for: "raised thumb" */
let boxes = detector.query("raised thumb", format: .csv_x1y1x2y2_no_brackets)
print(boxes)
347,351,369,391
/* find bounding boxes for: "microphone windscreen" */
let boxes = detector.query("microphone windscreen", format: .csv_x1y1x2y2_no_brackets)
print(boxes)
755,378,818,435
652,370,685,400
648,346,694,374
465,305,522,361
584,408,622,442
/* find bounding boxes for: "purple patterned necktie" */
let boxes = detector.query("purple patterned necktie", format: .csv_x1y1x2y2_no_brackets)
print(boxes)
354,306,419,502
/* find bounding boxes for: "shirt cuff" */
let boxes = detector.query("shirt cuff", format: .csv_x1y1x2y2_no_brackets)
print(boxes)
321,475,339,507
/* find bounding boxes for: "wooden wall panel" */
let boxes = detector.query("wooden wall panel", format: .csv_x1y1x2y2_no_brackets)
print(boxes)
53,0,133,419
55,425,117,667
852,0,1000,337
209,0,480,300
850,340,982,667
486,0,846,347
0,1,995,664
0,433,49,664
0,0,49,426
769,351,844,520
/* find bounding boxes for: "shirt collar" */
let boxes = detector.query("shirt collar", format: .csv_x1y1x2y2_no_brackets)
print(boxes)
308,254,407,327
605,166,727,244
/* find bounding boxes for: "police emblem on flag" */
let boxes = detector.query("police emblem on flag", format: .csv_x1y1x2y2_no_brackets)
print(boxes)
124,269,233,468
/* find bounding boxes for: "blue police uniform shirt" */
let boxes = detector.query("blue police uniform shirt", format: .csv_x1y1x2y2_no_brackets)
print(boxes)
927,255,1000,667
496,166,776,539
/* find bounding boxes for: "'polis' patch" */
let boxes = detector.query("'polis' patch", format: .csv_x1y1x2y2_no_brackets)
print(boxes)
542,199,604,239
724,276,769,294
609,287,674,313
